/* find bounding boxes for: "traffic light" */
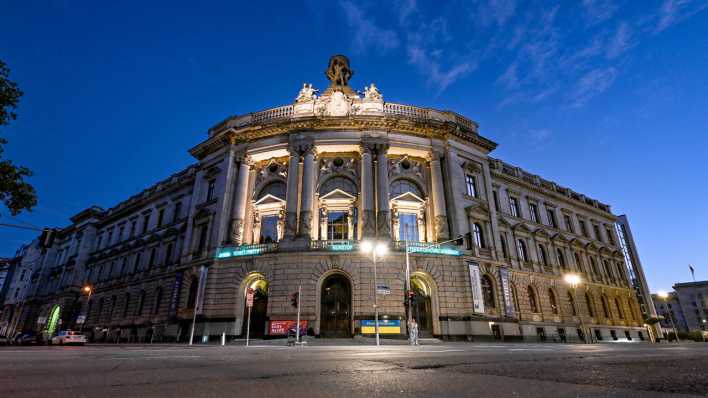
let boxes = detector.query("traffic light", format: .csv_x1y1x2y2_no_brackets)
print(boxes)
39,228,56,249
290,292,299,308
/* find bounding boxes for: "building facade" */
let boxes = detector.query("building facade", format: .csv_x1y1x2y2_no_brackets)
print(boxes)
652,281,708,337
3,56,652,343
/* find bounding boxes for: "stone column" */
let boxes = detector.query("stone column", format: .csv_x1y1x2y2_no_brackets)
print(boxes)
298,144,316,239
360,143,376,238
375,144,391,239
284,147,300,239
230,154,252,245
429,151,449,241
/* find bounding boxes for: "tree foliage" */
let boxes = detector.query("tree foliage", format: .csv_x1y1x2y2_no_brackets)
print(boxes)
0,59,37,216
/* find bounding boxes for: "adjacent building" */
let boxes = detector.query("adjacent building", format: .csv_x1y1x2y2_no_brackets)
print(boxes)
1,56,654,343
653,281,708,336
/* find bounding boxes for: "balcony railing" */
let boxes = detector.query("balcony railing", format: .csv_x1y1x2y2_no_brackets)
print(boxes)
392,241,462,256
310,240,359,252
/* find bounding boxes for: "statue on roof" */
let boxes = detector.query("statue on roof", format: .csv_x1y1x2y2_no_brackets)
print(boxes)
295,83,318,102
363,83,382,101
325,55,354,92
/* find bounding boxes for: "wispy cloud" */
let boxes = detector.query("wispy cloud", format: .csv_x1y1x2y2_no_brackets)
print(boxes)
339,1,399,54
569,67,618,107
606,22,634,59
654,0,708,33
582,0,619,25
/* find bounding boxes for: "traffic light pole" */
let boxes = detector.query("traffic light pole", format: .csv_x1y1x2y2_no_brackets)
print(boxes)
404,228,412,345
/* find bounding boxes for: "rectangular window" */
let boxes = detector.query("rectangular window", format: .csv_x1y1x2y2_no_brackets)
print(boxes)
157,209,165,228
529,203,538,223
142,214,150,233
606,228,615,245
492,191,499,211
130,221,136,237
465,174,477,197
133,253,141,274
197,224,208,253
579,220,588,237
593,224,602,241
509,197,519,217
173,202,182,222
259,215,279,243
206,179,216,201
107,229,113,246
547,209,557,228
164,243,173,266
96,235,103,250
118,227,125,242
327,211,349,240
399,213,419,242
564,215,574,233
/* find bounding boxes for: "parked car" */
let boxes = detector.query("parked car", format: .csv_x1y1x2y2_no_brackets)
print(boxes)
13,332,45,345
0,335,9,345
50,330,87,345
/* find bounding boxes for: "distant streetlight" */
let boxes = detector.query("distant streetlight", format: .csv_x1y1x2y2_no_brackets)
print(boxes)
657,291,679,343
563,273,588,344
361,240,388,347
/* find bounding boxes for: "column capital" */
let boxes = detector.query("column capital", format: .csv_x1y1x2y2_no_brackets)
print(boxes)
427,149,444,162
234,152,253,166
361,137,389,155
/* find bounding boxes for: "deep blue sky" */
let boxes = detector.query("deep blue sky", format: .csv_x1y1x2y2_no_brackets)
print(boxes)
1,1,707,292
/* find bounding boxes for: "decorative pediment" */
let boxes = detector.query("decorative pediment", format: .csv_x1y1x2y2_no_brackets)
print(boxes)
550,233,568,243
389,156,424,179
585,241,599,252
568,238,584,247
511,222,531,233
532,228,550,239
390,191,425,204
254,193,287,207
319,188,357,202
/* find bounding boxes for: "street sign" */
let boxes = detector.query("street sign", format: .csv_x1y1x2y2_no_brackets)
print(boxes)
376,285,391,295
246,287,255,307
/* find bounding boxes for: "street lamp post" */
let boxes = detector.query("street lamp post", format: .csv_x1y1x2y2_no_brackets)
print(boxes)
657,291,679,343
564,274,588,344
361,240,387,347
82,285,92,326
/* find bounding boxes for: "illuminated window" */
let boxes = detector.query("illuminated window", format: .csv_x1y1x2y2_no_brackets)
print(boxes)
473,223,485,248
327,211,349,240
509,197,520,217
260,215,279,243
399,213,419,241
465,174,477,197
516,239,528,262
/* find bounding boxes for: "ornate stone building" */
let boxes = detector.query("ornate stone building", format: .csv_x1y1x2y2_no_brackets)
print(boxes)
3,56,653,343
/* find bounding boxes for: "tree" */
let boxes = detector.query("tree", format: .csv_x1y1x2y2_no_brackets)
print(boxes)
0,59,37,216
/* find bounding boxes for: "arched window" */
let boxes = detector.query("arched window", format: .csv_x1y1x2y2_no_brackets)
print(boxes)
320,176,357,196
473,223,485,248
481,275,496,309
527,286,539,313
516,239,528,262
556,249,566,269
186,278,199,309
389,179,422,198
601,295,610,318
568,292,577,316
585,293,595,317
258,181,287,200
153,287,163,315
614,297,624,319
549,289,558,314
511,284,520,313
500,234,508,258
538,245,548,266
136,290,146,316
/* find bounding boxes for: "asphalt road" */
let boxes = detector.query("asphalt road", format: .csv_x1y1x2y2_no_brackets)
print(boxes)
1,341,707,397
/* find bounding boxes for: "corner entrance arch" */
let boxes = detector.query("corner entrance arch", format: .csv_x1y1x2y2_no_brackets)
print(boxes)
410,274,433,337
242,278,269,339
320,273,352,337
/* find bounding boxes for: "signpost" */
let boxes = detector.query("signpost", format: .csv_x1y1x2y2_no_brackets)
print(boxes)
246,287,254,347
376,284,391,295
295,286,302,345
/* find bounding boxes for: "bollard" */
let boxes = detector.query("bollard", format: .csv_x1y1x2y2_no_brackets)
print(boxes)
221,332,226,346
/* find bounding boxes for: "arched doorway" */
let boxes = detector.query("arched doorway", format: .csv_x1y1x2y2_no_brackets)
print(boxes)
46,305,61,335
320,274,351,337
243,279,268,339
410,275,433,337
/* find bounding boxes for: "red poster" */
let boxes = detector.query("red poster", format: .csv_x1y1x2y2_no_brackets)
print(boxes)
268,320,307,335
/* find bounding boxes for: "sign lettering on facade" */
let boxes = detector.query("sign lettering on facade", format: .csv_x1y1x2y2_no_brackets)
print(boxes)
268,320,307,335
468,261,485,314
246,288,254,307
168,271,184,319
500,267,515,317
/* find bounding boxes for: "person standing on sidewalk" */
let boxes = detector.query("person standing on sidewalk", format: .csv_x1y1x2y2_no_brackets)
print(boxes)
410,319,419,346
